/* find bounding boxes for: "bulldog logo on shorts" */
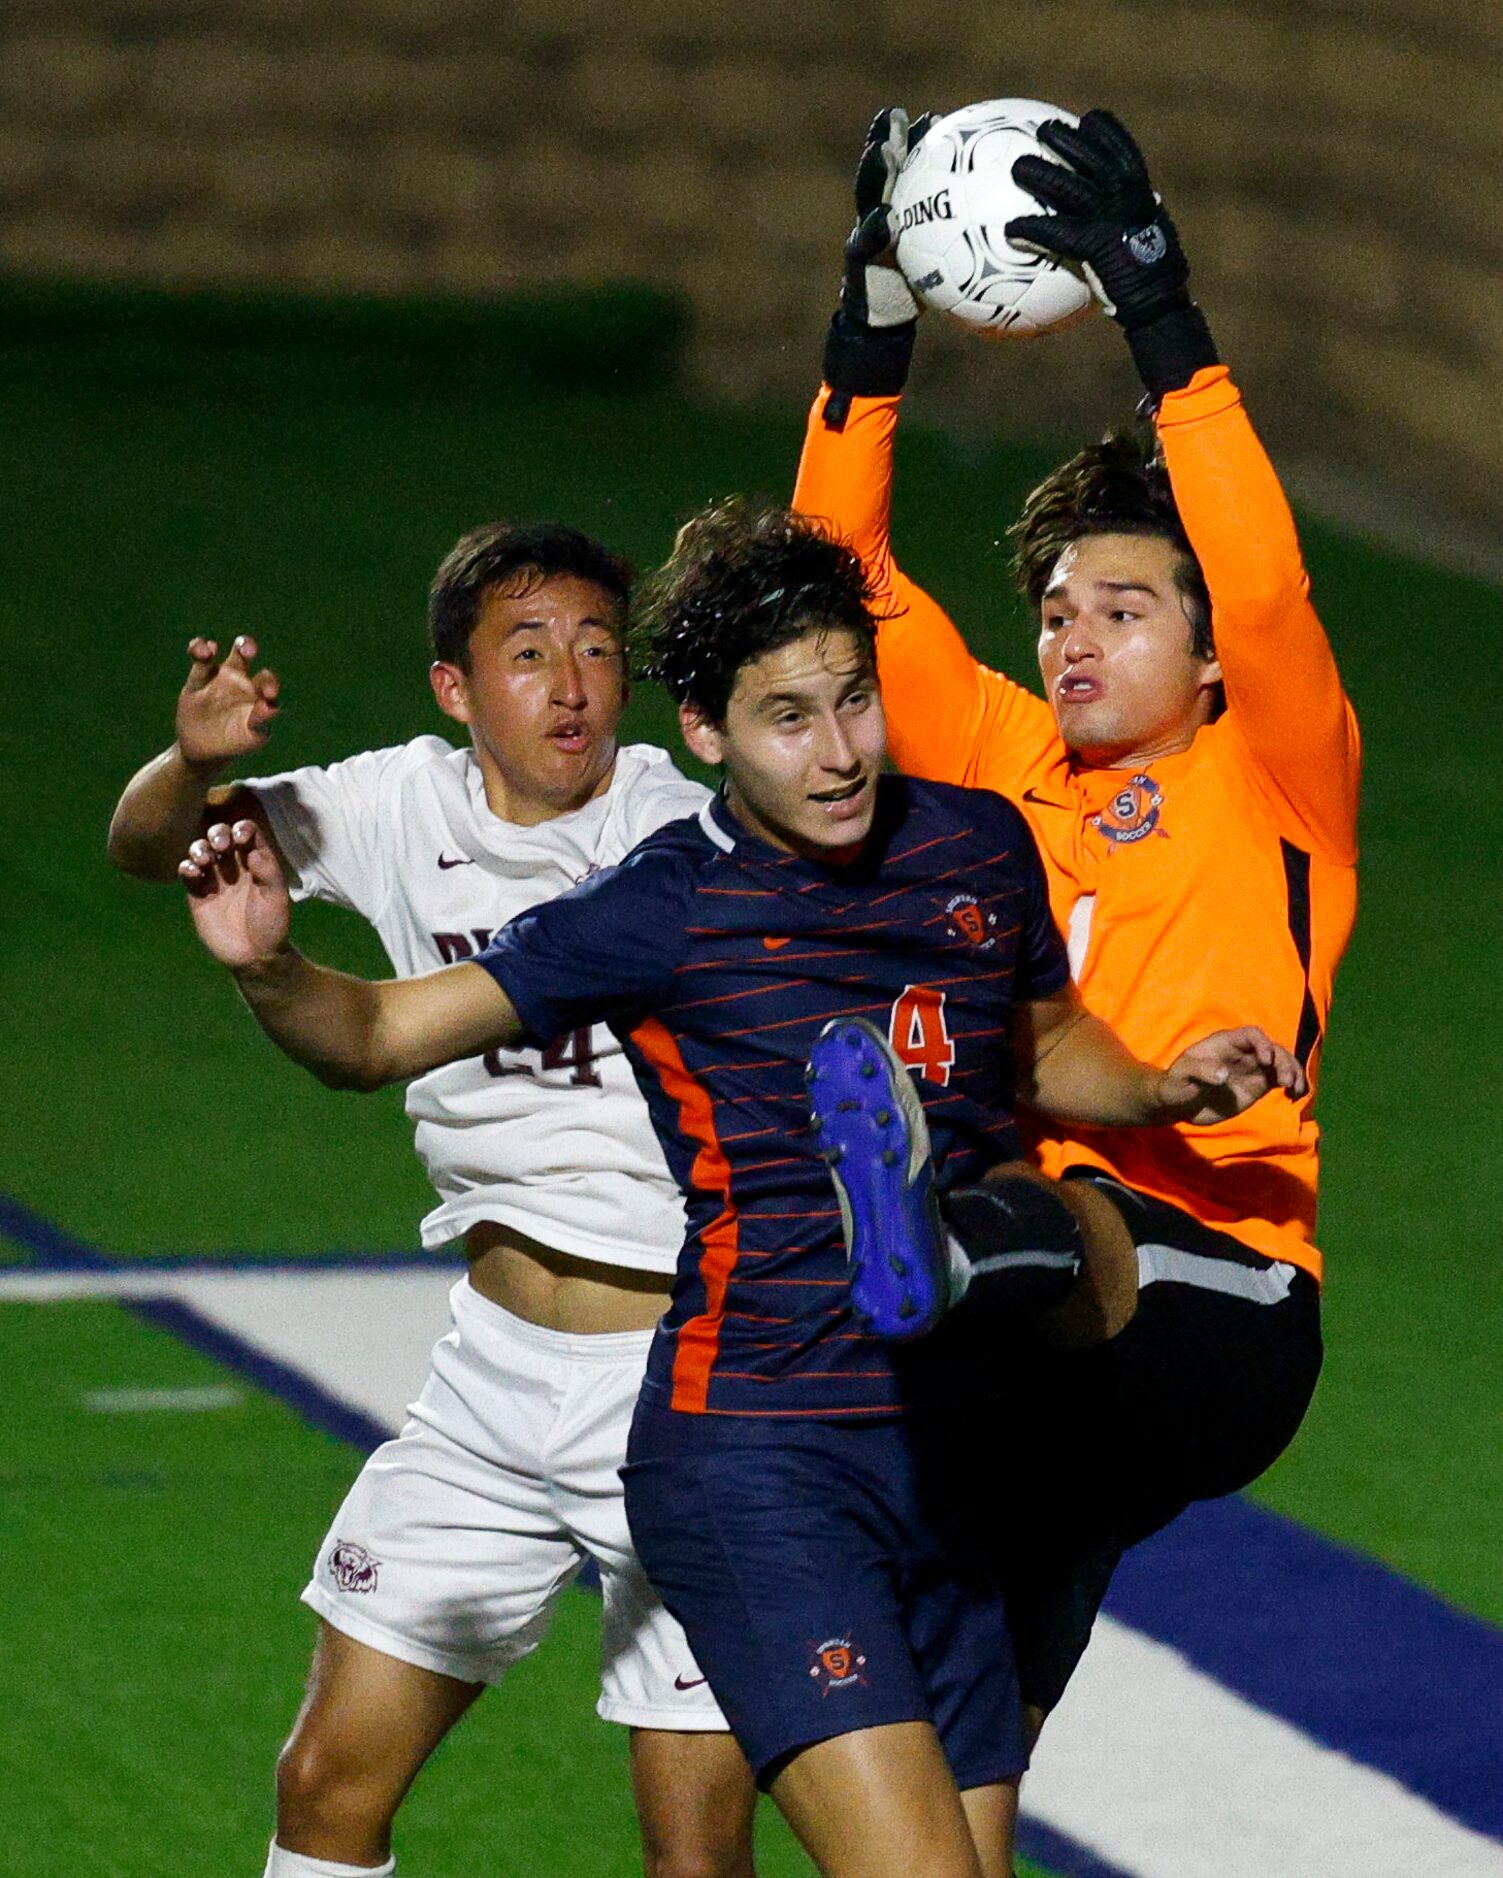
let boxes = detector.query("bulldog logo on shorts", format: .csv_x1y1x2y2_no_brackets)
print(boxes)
807,1635,868,1695
329,1540,380,1594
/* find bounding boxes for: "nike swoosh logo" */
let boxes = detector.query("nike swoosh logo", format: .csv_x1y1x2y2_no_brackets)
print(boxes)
763,935,792,950
1021,788,1072,809
437,854,476,870
674,1673,708,1691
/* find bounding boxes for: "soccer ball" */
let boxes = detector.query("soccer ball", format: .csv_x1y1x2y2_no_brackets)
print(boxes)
889,99,1097,341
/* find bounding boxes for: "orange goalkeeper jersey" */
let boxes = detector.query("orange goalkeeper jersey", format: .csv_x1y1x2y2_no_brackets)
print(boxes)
794,367,1360,1281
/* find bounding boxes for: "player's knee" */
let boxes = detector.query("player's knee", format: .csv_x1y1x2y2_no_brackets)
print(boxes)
276,1729,395,1836
638,1803,756,1878
641,1839,756,1878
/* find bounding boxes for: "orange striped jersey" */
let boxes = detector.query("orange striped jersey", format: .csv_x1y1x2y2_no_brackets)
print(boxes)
794,367,1360,1281
477,780,1069,1416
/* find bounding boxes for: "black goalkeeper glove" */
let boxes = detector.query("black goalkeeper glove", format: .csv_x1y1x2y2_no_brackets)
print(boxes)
824,105,934,413
1006,109,1219,400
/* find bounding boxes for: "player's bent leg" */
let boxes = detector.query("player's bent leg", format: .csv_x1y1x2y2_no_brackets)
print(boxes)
994,1179,1323,1733
769,1723,1002,1878
273,1623,482,1866
630,1728,758,1878
805,1019,1134,1351
946,1162,1137,1347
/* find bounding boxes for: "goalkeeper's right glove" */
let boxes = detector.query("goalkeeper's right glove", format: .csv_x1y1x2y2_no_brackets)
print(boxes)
1006,109,1219,402
824,105,933,412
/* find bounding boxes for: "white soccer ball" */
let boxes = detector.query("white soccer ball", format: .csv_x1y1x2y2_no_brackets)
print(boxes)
890,99,1097,341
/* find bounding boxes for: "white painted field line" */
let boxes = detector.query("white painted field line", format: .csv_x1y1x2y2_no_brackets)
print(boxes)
1024,1616,1503,1878
2,1264,454,1430
81,1384,243,1412
168,1268,453,1430
0,1269,215,1300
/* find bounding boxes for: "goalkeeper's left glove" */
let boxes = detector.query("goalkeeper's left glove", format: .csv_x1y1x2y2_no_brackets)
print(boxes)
1005,109,1219,401
824,105,934,410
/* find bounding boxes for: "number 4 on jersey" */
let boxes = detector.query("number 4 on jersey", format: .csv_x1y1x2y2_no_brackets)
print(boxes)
888,985,955,1087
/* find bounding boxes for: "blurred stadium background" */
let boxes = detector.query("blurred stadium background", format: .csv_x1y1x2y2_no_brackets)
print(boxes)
3,4,1501,1874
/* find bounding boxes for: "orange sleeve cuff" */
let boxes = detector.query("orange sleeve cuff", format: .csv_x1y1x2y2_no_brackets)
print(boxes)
1156,364,1241,429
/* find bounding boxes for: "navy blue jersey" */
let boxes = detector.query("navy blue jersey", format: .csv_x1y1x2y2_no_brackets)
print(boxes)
477,775,1069,1420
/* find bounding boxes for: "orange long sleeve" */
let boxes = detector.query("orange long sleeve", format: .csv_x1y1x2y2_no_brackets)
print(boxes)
794,385,1063,794
1157,368,1360,866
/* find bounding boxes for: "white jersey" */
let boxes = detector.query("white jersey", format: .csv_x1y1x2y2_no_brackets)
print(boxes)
249,737,710,1270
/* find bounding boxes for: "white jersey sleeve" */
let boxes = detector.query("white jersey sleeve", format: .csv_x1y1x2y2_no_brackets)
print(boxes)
604,742,713,852
244,737,711,1276
248,737,457,920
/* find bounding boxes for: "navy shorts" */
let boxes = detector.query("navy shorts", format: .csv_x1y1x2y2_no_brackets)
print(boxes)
623,1402,1026,1789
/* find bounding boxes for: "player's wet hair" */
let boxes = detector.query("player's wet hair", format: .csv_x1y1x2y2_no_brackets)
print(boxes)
427,522,633,669
636,497,879,725
1010,430,1215,661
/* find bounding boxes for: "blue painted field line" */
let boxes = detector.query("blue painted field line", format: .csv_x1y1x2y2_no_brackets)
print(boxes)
1106,1493,1503,1842
0,1191,104,1268
1015,1819,1135,1878
0,1192,455,1273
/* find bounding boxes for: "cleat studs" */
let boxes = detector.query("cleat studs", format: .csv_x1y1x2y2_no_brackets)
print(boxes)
809,1114,823,1131
875,1109,891,1127
881,1148,898,1166
888,1254,908,1275
837,1099,858,1113
860,1060,877,1078
899,1297,917,1319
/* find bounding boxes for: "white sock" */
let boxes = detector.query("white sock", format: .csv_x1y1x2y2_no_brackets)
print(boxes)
263,1843,395,1878
945,1230,973,1302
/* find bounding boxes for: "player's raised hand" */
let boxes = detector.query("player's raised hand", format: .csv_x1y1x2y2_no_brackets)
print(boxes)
1005,109,1190,330
176,635,280,770
841,105,935,330
1157,1027,1307,1126
180,819,291,968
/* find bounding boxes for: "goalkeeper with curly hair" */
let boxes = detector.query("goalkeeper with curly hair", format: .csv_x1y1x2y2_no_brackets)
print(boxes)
794,105,1360,1740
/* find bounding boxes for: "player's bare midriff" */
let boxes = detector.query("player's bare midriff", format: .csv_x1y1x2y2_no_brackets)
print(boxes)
464,1218,672,1334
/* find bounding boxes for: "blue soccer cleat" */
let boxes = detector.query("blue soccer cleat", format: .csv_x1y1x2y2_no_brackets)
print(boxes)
805,1017,948,1341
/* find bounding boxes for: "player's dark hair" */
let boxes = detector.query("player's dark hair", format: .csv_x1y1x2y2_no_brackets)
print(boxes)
635,498,879,725
1010,430,1215,662
427,522,633,668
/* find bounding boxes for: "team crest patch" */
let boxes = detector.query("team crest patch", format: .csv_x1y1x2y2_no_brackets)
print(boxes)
945,892,998,949
1089,773,1166,847
807,1636,868,1695
329,1540,380,1594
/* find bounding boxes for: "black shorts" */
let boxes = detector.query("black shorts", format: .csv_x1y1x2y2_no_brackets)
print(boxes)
904,1174,1324,1713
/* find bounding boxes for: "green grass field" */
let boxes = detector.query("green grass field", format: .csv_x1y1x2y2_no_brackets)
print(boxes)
4,292,1500,1872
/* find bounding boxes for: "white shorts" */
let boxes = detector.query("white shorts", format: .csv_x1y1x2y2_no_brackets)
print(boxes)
302,1277,726,1732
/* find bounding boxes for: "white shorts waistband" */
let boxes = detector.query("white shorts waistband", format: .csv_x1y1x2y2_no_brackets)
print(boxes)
452,1275,659,1364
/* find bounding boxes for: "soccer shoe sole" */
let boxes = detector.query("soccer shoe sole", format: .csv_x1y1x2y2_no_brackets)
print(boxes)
805,1016,946,1341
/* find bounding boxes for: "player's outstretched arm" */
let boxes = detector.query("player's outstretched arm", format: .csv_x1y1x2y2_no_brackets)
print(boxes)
181,820,522,1091
1008,110,1358,855
1155,382,1360,858
1014,985,1306,1128
108,635,282,881
792,109,1058,787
